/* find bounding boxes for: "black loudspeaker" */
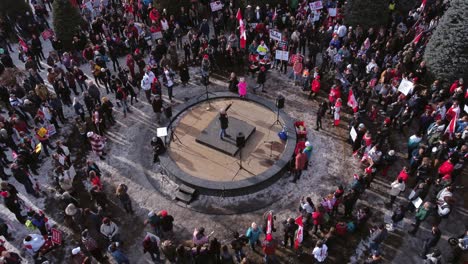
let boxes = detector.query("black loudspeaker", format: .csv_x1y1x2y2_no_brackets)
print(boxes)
236,132,245,148
164,106,172,118
276,95,285,109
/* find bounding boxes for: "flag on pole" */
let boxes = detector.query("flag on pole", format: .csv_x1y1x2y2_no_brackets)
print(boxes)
272,8,277,21
412,32,423,44
445,114,458,137
265,211,273,241
294,216,303,249
18,38,28,52
420,0,427,10
347,89,358,112
236,8,246,49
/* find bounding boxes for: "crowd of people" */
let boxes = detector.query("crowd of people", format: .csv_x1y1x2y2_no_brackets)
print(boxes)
0,0,467,263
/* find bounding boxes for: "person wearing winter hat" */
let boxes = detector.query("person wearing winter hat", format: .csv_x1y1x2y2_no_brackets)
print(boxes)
66,203,85,232
82,229,107,262
100,217,120,242
87,131,106,160
142,232,161,261
71,247,87,264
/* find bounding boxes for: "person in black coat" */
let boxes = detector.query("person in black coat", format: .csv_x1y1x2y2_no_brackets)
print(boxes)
421,225,441,257
219,103,232,140
282,218,298,248
151,96,163,123
228,72,239,93
151,137,166,163
1,183,26,223
179,61,190,86
254,66,266,93
315,101,327,131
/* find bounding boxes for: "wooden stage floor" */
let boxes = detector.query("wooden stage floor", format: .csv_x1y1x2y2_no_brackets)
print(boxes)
167,98,286,182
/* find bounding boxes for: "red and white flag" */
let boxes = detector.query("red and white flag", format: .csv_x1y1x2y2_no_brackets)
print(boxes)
236,8,246,49
347,89,358,112
265,211,273,241
420,0,427,10
18,38,28,52
294,215,303,249
445,114,458,136
272,8,277,21
412,32,423,44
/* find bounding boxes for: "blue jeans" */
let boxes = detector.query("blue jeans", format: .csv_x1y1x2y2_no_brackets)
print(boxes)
264,254,278,264
220,128,226,138
234,249,245,262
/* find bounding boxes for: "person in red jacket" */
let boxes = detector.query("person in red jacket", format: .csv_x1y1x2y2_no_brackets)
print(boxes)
449,78,464,94
438,158,454,178
309,75,321,99
292,150,307,183
312,206,322,234
261,236,277,263
396,166,409,183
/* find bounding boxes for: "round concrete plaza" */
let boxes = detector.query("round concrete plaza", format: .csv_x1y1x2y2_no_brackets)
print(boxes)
160,92,297,196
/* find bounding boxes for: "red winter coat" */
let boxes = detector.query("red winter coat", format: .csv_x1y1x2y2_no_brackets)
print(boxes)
438,160,454,176
312,211,322,225
311,79,321,93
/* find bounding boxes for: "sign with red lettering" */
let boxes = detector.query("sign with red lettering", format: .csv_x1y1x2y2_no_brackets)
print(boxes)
51,228,62,245
309,1,323,10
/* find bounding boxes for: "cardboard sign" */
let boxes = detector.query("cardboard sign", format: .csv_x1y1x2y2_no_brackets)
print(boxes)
151,31,163,40
313,10,321,22
398,78,414,96
51,228,62,245
328,8,337,17
275,50,289,61
269,30,282,42
47,124,56,136
210,1,223,12
309,1,323,10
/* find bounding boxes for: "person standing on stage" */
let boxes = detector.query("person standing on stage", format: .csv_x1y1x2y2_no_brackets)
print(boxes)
219,103,233,140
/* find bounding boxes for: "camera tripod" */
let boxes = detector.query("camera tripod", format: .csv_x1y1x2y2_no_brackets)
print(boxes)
231,147,254,180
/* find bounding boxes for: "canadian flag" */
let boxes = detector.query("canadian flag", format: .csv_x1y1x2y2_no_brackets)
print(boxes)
236,8,246,49
347,89,358,112
18,38,28,52
445,113,458,137
294,215,303,249
420,0,427,10
412,32,423,44
265,211,273,241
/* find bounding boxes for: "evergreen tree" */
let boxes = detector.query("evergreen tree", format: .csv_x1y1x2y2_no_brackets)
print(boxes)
0,0,31,20
424,0,468,84
344,0,390,29
52,0,84,50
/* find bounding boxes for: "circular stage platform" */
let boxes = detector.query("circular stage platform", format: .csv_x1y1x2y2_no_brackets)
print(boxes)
159,92,297,196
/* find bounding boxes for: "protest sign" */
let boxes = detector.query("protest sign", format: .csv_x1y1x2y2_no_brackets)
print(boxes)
210,1,223,12
275,50,289,61
309,1,323,10
398,78,414,96
269,30,282,41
